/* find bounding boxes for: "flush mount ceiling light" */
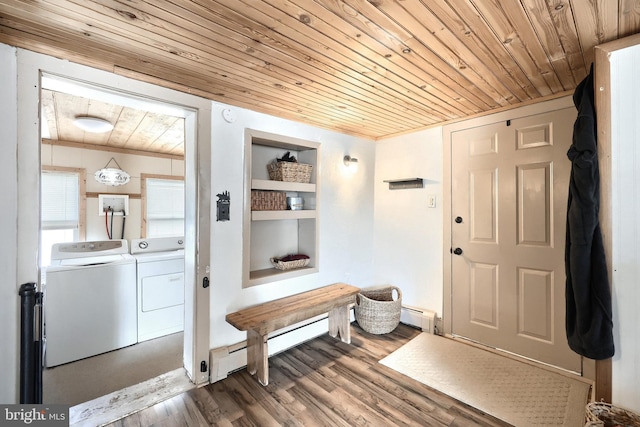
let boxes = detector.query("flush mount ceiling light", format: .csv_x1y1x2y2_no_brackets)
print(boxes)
73,116,114,133
94,157,130,186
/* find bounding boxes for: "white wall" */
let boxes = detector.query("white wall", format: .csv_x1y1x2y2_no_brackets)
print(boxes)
41,145,183,241
373,128,444,315
608,43,640,413
0,44,19,404
208,104,376,348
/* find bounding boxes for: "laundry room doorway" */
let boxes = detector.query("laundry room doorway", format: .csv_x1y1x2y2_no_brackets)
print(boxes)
39,76,188,405
15,49,211,407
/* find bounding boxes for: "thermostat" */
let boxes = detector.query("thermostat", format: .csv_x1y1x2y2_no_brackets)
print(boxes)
222,108,236,123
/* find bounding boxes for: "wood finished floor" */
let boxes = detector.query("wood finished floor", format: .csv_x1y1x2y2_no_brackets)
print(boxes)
106,323,512,426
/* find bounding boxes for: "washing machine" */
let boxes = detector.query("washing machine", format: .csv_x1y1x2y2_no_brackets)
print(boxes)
130,237,185,342
43,240,137,367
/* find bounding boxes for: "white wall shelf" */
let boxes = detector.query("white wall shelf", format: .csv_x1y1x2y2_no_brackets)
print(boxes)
248,265,319,286
251,210,316,221
251,178,315,193
383,178,424,190
243,129,320,287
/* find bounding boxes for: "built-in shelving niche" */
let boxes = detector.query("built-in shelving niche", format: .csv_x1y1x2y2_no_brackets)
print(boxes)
243,129,320,287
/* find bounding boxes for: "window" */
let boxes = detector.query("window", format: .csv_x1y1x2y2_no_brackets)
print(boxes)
142,174,184,238
40,168,85,266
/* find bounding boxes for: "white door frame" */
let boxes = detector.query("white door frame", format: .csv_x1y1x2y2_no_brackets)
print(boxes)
16,49,211,385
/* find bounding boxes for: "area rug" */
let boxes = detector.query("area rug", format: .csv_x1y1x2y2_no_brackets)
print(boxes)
380,333,591,426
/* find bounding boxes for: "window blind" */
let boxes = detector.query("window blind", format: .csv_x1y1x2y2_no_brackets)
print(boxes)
41,171,80,230
146,178,184,237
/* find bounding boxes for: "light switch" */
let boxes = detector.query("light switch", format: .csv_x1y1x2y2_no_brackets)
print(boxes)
428,195,436,208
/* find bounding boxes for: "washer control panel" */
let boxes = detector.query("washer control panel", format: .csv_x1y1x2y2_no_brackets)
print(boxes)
50,240,130,260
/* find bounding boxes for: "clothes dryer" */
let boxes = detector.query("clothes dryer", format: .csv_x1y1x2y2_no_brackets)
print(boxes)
130,237,185,342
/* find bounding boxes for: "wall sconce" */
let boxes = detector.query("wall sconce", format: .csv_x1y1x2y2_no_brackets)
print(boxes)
343,155,359,169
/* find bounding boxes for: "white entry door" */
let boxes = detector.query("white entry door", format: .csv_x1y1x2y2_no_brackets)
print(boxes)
451,108,581,372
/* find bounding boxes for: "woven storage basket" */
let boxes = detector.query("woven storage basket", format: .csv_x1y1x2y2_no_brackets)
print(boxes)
267,161,313,183
585,402,640,427
355,286,402,334
270,257,310,271
251,190,286,211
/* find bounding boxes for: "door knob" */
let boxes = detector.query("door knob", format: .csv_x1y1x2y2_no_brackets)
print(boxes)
455,216,463,223
453,247,463,255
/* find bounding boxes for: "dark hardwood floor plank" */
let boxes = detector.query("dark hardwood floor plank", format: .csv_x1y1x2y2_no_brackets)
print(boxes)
326,353,454,426
336,381,432,426
276,352,338,393
205,379,246,424
106,323,514,427
180,392,212,426
186,386,223,424
230,373,303,426
286,344,336,371
285,381,354,427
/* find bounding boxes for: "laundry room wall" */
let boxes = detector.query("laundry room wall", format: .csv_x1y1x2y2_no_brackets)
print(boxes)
40,145,184,242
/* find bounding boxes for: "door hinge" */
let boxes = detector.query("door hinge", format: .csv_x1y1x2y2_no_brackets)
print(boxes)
202,277,209,288
200,361,208,372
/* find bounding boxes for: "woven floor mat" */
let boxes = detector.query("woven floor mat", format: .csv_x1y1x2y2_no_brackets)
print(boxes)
380,333,591,427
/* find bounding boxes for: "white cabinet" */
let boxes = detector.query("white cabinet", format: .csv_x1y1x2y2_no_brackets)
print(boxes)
243,129,319,287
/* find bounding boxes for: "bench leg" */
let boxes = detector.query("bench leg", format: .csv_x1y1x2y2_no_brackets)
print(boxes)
247,329,269,386
328,304,351,344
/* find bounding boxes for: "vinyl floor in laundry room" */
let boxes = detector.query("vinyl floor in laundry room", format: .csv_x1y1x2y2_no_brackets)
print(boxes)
105,323,512,426
45,332,183,406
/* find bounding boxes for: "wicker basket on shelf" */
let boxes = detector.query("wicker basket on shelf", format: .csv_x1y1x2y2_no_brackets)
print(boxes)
270,257,310,271
267,161,313,183
585,401,640,426
355,286,402,335
251,190,286,211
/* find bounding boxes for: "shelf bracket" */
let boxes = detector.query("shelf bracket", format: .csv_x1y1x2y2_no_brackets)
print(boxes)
383,178,424,190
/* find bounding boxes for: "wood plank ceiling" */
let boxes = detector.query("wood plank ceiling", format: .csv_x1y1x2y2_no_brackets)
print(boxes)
1,0,639,150
41,89,186,158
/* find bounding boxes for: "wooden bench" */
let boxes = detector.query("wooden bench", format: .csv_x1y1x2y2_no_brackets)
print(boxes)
225,283,360,385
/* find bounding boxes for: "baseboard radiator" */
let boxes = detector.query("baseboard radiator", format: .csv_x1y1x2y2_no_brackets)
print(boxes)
400,305,437,334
